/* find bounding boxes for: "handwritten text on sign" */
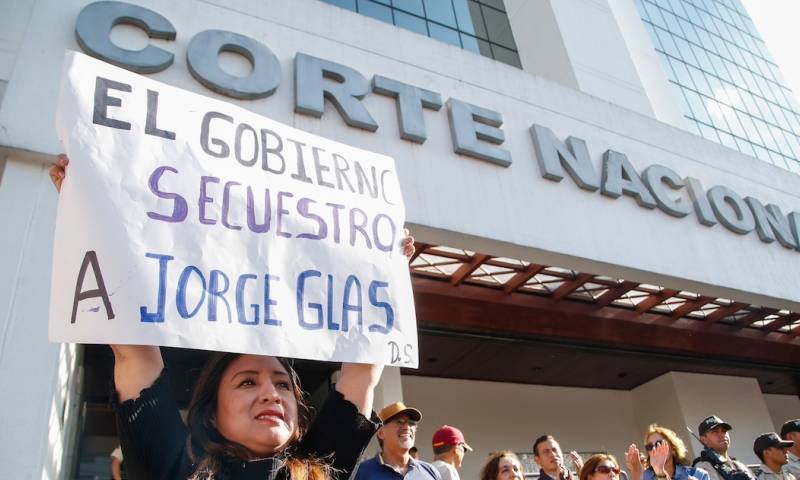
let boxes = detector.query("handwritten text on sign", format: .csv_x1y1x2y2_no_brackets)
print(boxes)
49,51,418,367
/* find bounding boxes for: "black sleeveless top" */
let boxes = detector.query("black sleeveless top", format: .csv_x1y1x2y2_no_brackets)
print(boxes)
111,370,378,480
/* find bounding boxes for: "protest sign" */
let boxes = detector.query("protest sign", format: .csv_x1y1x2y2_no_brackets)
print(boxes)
49,51,418,367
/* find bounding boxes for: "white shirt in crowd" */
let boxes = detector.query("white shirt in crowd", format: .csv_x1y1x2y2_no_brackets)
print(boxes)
432,460,459,480
754,463,796,480
785,452,800,479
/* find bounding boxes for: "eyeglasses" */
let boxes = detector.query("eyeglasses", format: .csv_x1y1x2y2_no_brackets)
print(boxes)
390,418,418,428
594,465,621,475
645,439,666,452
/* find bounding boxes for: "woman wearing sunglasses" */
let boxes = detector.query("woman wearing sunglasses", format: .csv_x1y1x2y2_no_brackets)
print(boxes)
579,454,621,480
625,424,711,480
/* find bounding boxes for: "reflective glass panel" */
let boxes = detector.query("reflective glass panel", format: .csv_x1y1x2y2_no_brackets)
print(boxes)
634,0,800,170
319,0,519,67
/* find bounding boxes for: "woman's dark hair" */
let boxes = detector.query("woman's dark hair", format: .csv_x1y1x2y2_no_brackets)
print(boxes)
579,454,619,480
185,353,331,480
480,451,520,480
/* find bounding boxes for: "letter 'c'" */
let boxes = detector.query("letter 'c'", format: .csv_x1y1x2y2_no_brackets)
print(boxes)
75,1,176,73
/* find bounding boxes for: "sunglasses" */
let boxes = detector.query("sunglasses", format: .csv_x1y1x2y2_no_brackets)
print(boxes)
645,439,666,452
594,465,621,475
390,418,418,427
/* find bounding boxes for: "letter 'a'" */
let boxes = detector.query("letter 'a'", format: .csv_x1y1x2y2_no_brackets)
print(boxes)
71,250,115,324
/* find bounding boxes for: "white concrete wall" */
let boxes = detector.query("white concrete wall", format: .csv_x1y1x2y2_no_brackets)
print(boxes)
547,0,655,117
631,373,691,450
0,153,82,479
507,0,687,140
762,394,800,434
505,0,580,90
507,0,657,117
403,375,641,480
0,0,36,106
607,0,687,129
0,0,37,84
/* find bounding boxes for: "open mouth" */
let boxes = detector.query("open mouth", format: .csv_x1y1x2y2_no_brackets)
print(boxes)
254,410,285,422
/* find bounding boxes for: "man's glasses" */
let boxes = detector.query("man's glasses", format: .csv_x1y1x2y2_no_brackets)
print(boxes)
390,418,418,428
594,465,621,475
645,439,666,452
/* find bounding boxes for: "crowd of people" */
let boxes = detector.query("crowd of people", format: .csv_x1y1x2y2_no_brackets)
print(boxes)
350,402,800,480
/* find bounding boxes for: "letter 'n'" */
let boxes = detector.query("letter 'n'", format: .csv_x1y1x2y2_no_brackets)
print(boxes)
530,124,600,191
71,250,115,323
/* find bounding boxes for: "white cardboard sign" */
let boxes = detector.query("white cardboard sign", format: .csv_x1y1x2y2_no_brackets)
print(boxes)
49,51,418,367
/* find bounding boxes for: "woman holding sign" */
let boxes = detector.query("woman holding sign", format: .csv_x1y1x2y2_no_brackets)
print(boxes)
51,155,415,480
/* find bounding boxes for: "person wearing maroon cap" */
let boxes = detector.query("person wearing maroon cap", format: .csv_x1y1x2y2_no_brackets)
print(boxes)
431,425,473,480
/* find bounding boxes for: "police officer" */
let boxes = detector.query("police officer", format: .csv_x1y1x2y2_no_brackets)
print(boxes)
692,415,754,480
751,433,795,480
781,420,800,477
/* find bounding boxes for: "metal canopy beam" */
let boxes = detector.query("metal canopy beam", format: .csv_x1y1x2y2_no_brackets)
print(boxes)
411,277,800,367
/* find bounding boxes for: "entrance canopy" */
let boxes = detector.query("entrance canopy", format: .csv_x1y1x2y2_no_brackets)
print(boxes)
406,243,800,392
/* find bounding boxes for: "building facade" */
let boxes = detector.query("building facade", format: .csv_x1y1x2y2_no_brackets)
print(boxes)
0,0,798,479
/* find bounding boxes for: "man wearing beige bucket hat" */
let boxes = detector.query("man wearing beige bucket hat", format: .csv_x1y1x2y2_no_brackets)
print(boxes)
354,401,441,480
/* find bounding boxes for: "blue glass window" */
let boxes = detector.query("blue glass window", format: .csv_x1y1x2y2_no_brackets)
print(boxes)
634,0,800,171
319,0,520,67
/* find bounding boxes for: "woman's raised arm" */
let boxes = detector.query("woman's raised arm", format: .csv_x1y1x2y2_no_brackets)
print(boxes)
335,230,415,414
51,154,164,401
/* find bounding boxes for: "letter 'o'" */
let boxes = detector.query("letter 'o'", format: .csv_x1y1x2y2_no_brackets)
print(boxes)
187,30,281,100
707,185,755,234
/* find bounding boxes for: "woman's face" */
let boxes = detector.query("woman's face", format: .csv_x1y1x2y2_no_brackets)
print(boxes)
215,355,299,457
589,459,620,480
645,433,670,459
497,456,524,480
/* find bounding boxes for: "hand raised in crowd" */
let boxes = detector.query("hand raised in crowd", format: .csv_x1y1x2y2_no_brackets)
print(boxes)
402,228,415,259
625,444,644,480
568,450,584,473
49,154,69,193
649,441,671,478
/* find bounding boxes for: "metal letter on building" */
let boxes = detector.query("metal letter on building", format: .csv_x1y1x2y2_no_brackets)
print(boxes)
294,53,378,131
600,150,656,209
684,177,717,227
530,124,599,191
447,98,511,167
372,75,442,143
744,197,798,249
707,185,755,234
789,212,800,252
75,1,176,74
641,165,690,217
186,30,281,100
